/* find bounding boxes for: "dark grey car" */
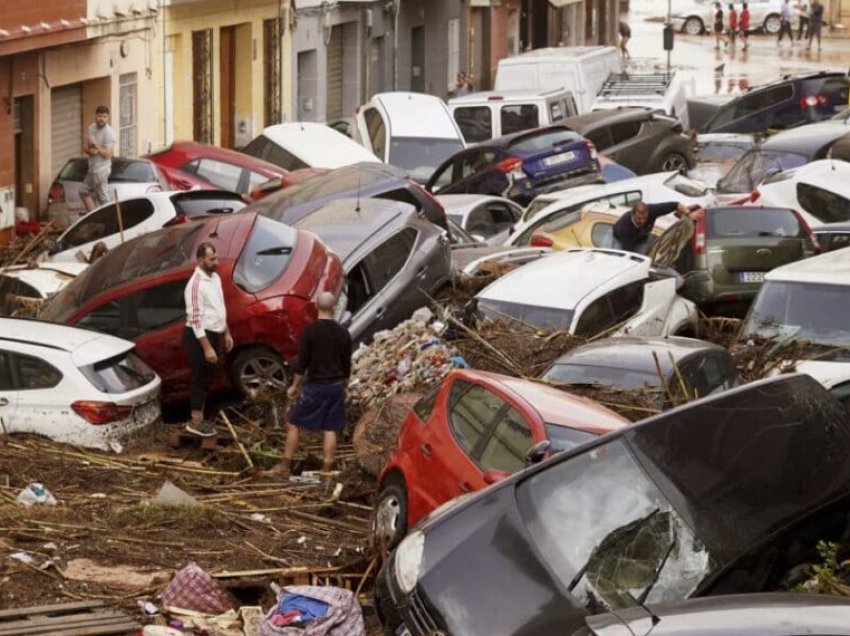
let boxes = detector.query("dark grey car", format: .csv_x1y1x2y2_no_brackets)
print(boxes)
542,335,741,407
291,199,451,344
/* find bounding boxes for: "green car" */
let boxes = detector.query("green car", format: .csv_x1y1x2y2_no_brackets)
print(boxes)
649,206,818,317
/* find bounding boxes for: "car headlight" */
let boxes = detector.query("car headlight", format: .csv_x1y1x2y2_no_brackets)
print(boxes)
394,530,425,594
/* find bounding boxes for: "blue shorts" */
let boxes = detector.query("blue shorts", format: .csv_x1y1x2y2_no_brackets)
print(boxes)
288,382,347,432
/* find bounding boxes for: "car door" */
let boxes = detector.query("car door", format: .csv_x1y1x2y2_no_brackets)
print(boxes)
0,350,63,439
620,277,682,336
0,350,17,427
55,198,159,262
602,120,644,166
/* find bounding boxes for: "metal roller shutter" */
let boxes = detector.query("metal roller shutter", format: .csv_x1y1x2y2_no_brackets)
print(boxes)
326,26,343,120
51,84,82,178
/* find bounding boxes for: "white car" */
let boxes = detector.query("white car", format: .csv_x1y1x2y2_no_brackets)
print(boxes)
45,190,246,263
740,246,850,409
353,92,466,183
242,122,381,170
0,318,161,451
751,159,850,228
474,248,698,338
670,0,792,36
509,171,715,247
437,194,524,245
0,262,88,316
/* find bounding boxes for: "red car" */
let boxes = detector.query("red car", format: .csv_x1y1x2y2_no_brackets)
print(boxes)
39,212,343,403
145,141,288,199
374,369,628,547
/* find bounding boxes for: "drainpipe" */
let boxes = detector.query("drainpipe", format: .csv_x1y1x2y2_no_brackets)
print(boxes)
392,0,399,90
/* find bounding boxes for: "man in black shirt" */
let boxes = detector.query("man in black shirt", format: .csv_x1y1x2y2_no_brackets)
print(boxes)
267,291,352,479
612,201,705,254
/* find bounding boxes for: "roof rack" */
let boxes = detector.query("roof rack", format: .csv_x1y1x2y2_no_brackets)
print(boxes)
597,72,676,98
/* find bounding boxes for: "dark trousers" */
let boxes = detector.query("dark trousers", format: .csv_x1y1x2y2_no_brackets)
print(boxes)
778,20,794,41
798,16,810,39
183,328,221,411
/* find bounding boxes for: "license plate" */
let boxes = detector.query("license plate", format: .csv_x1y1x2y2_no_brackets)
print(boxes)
542,151,575,167
134,400,160,425
395,626,412,636
739,271,765,283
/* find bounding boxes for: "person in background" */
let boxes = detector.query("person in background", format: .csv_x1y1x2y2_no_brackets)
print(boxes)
728,4,738,46
740,3,751,49
713,3,726,49
453,72,471,97
79,105,116,213
778,0,795,44
797,1,811,40
618,21,631,59
807,0,824,50
613,201,705,255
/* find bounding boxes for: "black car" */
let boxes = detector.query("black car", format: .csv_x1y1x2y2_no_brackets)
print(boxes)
246,162,448,230
425,125,601,207
376,374,850,636
700,72,850,134
814,221,850,252
564,108,695,175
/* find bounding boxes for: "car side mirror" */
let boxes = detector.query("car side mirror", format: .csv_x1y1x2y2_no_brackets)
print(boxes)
483,470,511,485
45,238,60,254
525,440,551,465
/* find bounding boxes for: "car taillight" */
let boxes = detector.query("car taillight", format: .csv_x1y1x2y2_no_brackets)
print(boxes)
586,141,598,160
750,190,761,203
693,218,707,255
529,233,553,248
495,156,524,173
800,94,830,108
790,209,821,253
48,182,64,203
71,401,133,425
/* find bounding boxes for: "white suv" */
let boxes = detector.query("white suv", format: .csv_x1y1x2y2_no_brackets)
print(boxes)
0,318,161,451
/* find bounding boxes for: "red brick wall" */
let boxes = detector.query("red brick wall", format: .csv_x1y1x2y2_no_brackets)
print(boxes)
0,1,87,32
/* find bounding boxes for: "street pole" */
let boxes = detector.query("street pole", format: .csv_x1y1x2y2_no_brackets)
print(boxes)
667,0,672,76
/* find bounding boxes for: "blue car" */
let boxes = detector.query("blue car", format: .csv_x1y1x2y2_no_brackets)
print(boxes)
425,124,602,207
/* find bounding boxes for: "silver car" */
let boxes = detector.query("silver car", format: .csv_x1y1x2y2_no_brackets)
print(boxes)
670,0,795,36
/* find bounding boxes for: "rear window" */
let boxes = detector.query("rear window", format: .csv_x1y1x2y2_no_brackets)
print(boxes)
501,104,540,136
233,216,298,292
173,195,246,218
544,363,662,390
0,276,40,316
388,137,465,183
80,350,156,394
797,182,850,224
58,159,88,181
110,160,158,183
508,129,580,154
477,298,573,332
454,106,493,144
707,208,803,238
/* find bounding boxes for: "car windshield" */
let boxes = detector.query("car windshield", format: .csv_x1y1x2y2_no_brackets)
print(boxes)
516,210,581,246
232,215,297,292
544,363,662,390
741,281,850,350
544,424,596,453
477,298,574,332
518,439,713,612
79,350,156,394
388,137,464,183
717,149,808,194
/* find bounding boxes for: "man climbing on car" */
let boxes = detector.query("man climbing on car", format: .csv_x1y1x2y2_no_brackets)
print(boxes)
613,201,705,255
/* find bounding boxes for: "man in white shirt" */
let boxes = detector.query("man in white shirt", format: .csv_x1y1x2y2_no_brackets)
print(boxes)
183,242,233,436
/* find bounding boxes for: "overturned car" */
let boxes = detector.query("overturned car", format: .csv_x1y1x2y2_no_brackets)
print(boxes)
376,374,850,636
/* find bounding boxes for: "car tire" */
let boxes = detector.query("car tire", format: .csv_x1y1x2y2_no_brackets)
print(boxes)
372,478,408,551
684,16,704,35
763,14,781,34
230,346,289,396
659,152,690,174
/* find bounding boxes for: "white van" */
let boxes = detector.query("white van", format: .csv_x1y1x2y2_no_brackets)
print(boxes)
493,46,623,114
448,88,579,143
592,72,694,129
353,92,466,184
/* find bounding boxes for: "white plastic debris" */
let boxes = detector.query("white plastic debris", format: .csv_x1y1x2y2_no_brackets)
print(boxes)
153,481,200,507
16,483,57,507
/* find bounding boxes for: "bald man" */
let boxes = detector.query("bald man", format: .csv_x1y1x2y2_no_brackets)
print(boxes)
268,292,352,478
613,201,705,254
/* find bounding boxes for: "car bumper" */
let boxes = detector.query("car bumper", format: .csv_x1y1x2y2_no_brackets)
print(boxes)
670,17,687,30
375,555,446,636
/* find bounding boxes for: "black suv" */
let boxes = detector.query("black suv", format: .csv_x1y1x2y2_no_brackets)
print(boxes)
700,72,850,134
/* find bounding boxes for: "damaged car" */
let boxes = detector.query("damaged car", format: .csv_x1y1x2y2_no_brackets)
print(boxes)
0,317,161,452
376,373,850,636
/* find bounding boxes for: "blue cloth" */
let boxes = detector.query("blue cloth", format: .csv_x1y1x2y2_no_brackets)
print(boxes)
278,593,330,622
288,381,347,432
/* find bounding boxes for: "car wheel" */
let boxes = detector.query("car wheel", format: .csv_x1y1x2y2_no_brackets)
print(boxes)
660,152,689,174
763,14,781,34
684,16,704,35
231,347,288,396
372,479,408,550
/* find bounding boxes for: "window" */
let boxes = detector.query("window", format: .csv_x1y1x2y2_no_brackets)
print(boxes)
248,171,269,190
412,385,440,422
264,144,308,171
716,149,807,194
16,354,62,390
119,72,137,157
194,159,243,192
501,104,540,136
707,208,803,238
548,101,564,122
346,263,374,315
797,183,850,224
575,295,618,337
80,351,156,394
488,203,520,230
132,280,188,332
0,351,12,390
448,380,506,456
428,160,456,193
263,17,282,127
233,216,298,292
610,120,642,146
62,199,156,248
466,207,497,237
583,127,614,151
77,300,123,337
363,107,387,159
362,228,416,292
832,381,850,410
454,106,492,144
172,194,245,218
479,407,533,473
477,298,574,332
459,151,496,179
825,232,850,252
574,282,644,338
590,222,614,248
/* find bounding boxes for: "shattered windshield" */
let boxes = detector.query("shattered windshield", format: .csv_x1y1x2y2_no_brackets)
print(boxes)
716,150,807,194
517,440,713,612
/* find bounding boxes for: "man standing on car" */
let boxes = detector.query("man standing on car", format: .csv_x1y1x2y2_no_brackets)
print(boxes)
267,292,352,480
80,105,116,213
613,202,705,255
183,242,233,437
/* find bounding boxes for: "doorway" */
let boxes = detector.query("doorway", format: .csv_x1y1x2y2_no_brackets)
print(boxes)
411,26,424,93
13,96,35,219
220,26,236,148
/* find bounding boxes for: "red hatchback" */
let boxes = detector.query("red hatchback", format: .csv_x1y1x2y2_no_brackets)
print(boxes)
39,212,343,403
146,141,287,199
374,369,628,547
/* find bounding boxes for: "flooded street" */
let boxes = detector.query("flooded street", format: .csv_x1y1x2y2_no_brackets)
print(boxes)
621,2,850,98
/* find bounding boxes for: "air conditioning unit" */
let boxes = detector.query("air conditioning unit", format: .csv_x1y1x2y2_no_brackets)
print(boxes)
0,186,15,230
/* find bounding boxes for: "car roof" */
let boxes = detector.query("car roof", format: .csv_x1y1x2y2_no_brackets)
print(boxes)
371,92,459,139
448,88,571,105
764,245,850,285
532,172,676,203
779,158,850,194
478,124,582,150
565,107,654,129
550,336,723,375
259,123,380,168
459,369,628,432
760,120,850,154
477,248,649,309
0,317,133,364
291,198,417,261
151,141,285,174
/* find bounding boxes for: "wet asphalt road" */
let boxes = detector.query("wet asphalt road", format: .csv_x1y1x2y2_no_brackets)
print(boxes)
621,1,850,98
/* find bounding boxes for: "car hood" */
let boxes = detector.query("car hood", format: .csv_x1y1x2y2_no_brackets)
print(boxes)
452,245,551,275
